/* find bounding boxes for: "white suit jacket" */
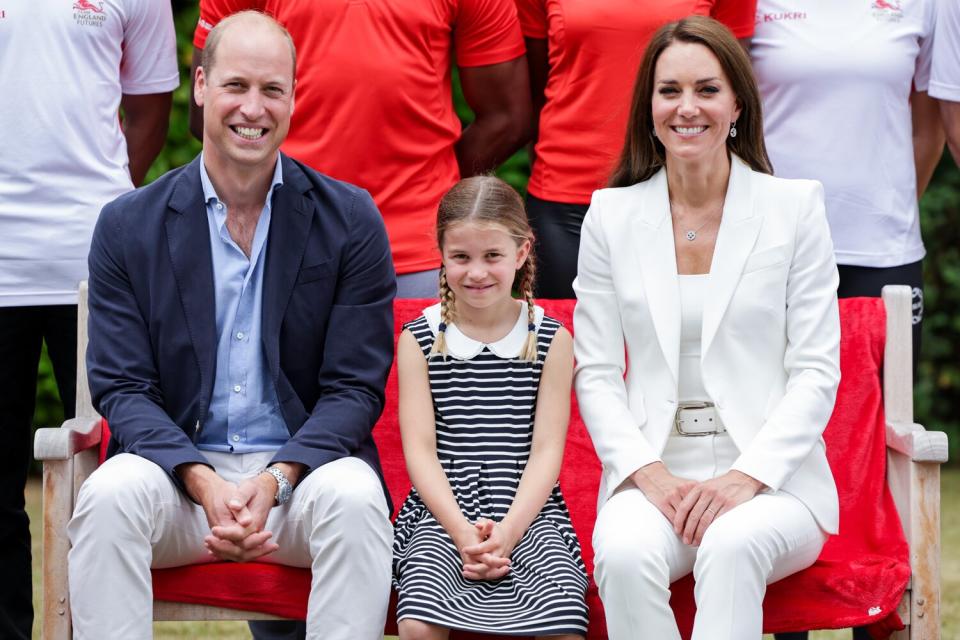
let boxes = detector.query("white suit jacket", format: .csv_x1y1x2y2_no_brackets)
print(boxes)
573,156,841,533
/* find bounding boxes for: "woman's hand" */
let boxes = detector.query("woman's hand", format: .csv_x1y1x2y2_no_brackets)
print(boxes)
673,470,765,545
630,462,697,522
458,519,518,581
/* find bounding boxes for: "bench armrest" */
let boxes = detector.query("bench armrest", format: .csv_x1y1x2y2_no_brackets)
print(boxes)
885,421,949,463
34,415,103,461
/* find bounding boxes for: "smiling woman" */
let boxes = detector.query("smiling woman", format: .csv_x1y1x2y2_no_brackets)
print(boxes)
573,16,841,640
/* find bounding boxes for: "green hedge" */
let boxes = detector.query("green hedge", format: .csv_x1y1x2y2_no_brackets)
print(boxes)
32,2,960,463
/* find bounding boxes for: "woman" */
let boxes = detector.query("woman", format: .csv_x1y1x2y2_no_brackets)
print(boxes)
514,0,756,297
573,17,841,639
751,0,943,368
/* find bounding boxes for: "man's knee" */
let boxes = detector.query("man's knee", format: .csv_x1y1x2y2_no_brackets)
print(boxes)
300,457,387,527
74,453,171,519
70,453,176,532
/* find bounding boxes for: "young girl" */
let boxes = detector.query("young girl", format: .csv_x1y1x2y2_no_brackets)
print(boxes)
392,176,588,639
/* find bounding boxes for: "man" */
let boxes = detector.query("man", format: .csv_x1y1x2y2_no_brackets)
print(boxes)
67,12,396,639
0,2,177,638
191,0,532,299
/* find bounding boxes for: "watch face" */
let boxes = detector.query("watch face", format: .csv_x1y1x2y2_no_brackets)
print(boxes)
277,481,292,504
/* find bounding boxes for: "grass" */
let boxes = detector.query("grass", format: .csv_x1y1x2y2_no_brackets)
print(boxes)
27,470,960,639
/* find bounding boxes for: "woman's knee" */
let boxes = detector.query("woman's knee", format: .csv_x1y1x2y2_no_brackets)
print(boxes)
593,522,671,585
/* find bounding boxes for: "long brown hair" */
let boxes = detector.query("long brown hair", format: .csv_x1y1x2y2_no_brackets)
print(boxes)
608,16,772,187
430,176,539,362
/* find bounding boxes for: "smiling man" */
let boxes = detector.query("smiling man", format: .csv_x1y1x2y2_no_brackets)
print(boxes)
66,11,396,639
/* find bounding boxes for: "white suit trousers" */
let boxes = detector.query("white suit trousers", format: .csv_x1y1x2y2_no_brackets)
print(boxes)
592,434,827,640
67,451,393,640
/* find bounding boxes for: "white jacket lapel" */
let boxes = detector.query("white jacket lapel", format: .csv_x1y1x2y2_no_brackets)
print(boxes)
702,157,762,356
634,169,681,385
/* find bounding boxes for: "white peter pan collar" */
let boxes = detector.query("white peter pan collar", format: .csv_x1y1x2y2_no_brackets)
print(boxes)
422,301,545,360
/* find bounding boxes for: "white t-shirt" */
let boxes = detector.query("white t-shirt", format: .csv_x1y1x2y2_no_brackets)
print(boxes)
930,0,960,101
752,0,936,268
0,0,179,307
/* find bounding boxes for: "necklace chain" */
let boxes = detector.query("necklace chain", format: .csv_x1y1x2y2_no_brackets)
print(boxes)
670,201,722,242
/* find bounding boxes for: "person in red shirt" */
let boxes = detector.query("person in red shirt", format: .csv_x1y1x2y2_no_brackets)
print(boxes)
516,0,756,298
191,5,531,637
192,0,532,300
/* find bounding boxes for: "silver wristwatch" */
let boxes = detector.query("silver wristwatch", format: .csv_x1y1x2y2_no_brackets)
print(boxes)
263,466,293,506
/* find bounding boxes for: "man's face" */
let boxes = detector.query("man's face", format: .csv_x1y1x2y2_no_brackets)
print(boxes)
195,22,295,175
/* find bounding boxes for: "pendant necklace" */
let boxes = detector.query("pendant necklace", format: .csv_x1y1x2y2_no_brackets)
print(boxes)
670,202,721,242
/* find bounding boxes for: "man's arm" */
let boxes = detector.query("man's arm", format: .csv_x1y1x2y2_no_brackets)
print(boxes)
121,92,173,186
189,47,204,141
940,100,960,167
912,90,946,197
86,200,211,489
271,189,397,475
456,58,533,177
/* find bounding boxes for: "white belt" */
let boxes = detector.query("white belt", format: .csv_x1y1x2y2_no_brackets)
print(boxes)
674,402,726,436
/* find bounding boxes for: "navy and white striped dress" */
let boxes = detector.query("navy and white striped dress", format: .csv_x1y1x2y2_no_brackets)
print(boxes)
393,303,589,636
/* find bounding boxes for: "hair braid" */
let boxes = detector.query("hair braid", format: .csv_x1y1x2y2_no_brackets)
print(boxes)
429,265,457,359
517,251,539,362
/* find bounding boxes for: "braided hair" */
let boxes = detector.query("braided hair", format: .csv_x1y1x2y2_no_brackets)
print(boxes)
430,176,539,362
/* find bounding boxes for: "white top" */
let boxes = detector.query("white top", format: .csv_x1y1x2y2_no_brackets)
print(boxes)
930,0,960,101
752,0,936,268
678,274,709,402
0,0,179,307
423,302,546,360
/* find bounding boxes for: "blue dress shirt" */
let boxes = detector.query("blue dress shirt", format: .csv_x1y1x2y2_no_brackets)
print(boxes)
196,155,290,453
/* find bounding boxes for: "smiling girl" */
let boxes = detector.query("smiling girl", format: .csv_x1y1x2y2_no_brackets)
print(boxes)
391,176,588,640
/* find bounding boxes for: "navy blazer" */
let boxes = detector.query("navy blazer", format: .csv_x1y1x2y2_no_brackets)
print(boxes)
87,154,396,506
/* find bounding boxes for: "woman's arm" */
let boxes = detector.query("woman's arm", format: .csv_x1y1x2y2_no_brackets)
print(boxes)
912,89,946,197
397,330,493,563
731,181,841,490
573,197,661,493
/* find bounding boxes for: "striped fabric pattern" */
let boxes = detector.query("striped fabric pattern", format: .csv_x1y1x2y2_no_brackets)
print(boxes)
393,312,589,636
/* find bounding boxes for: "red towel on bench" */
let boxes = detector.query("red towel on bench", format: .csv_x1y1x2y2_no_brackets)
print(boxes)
100,298,908,637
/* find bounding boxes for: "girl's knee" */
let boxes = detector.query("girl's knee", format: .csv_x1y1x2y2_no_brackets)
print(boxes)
398,617,449,640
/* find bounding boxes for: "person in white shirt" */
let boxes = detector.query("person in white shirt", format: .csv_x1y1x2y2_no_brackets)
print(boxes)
751,4,947,638
0,2,177,637
930,0,960,164
751,0,944,376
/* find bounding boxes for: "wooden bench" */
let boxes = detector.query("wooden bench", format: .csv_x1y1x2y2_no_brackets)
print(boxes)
34,285,947,639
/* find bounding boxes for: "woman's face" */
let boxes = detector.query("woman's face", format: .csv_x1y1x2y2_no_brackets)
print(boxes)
650,42,741,168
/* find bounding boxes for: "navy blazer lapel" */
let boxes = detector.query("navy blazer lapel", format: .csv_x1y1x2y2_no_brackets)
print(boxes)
165,156,217,401
261,154,313,377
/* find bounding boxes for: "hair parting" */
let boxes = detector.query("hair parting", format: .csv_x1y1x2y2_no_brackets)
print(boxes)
430,176,539,362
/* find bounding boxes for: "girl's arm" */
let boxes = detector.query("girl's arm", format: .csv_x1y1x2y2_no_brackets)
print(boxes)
397,330,499,564
463,327,574,564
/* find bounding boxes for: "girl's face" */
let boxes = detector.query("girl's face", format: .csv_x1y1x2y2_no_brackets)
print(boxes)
650,41,741,168
441,221,531,314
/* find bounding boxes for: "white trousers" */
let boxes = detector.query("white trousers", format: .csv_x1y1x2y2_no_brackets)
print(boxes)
67,452,393,640
592,434,827,640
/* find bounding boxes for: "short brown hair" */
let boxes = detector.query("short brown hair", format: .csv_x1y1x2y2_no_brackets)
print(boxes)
608,15,772,187
431,176,539,362
201,10,297,78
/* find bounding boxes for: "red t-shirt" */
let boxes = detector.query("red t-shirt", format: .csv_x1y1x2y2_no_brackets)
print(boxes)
195,0,525,274
516,0,756,204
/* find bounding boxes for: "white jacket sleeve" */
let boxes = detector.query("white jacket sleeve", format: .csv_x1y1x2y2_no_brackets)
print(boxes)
732,181,841,491
573,192,661,495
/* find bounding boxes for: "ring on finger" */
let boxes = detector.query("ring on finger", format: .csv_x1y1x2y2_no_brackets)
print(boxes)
705,508,718,516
